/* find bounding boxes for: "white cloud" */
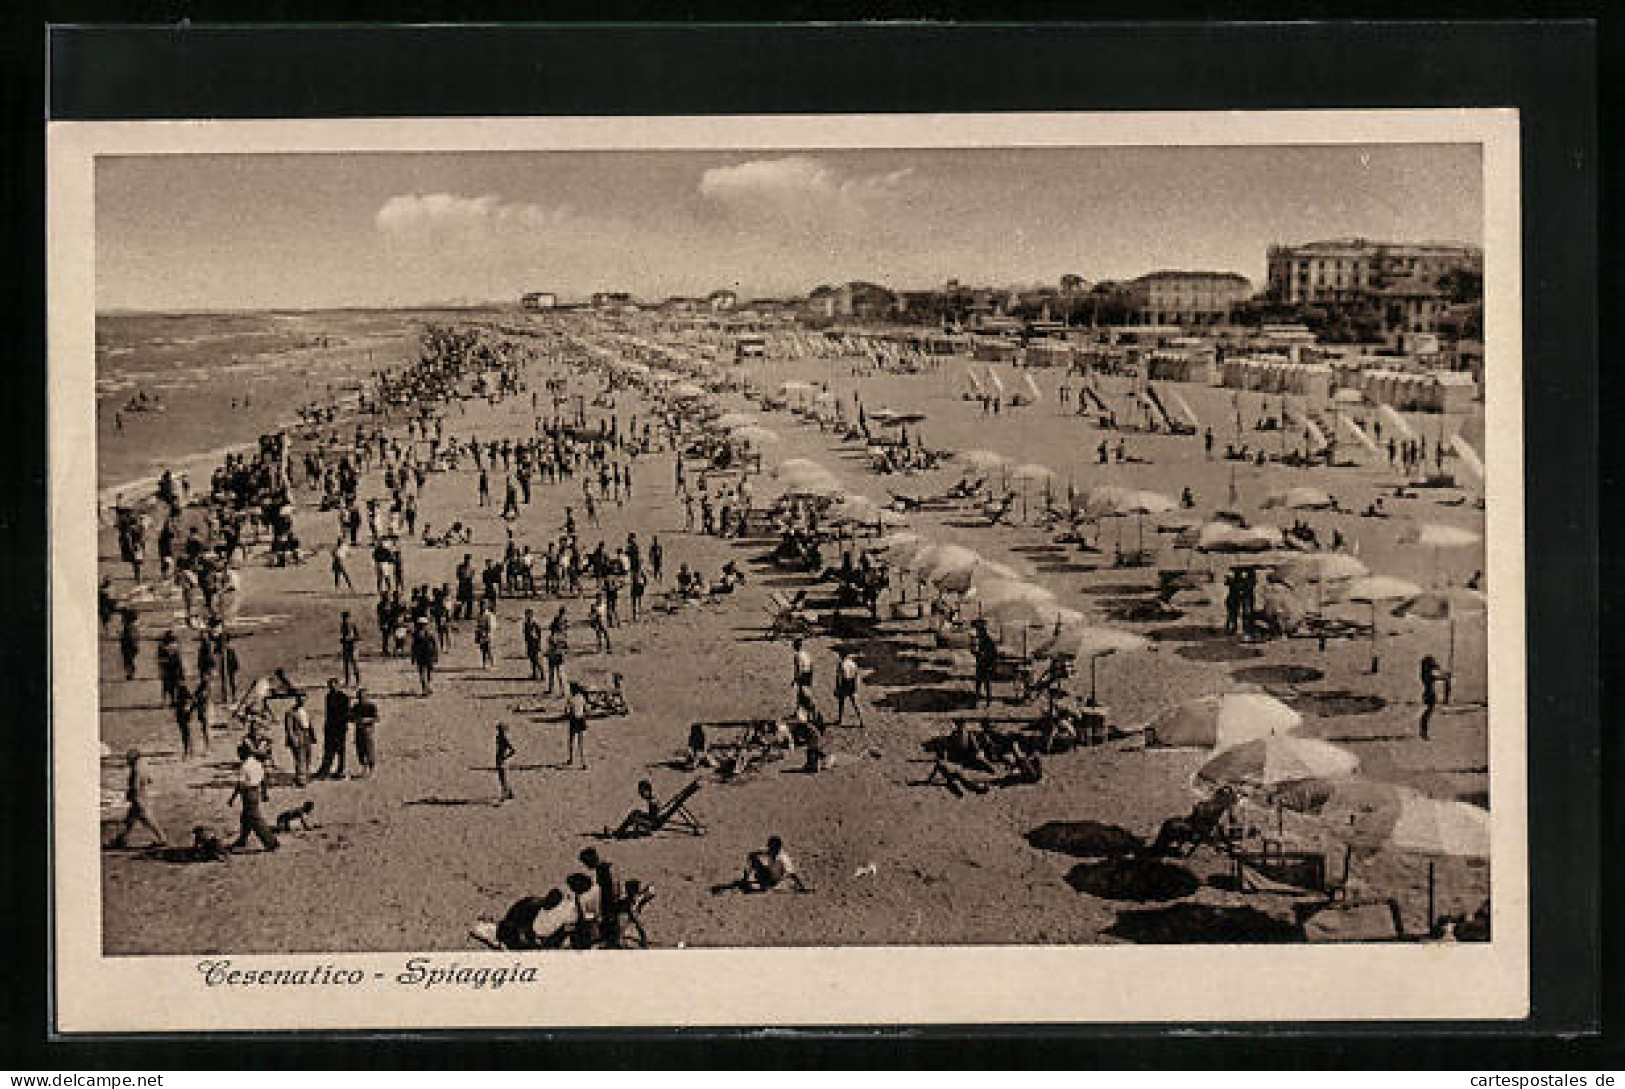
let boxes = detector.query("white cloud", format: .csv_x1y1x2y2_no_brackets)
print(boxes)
375,192,574,242
697,156,915,226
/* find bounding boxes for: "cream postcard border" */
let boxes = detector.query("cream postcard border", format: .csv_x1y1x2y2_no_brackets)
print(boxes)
48,110,1527,1032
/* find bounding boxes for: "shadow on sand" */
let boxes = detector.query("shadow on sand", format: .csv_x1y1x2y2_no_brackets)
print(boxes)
1104,903,1303,943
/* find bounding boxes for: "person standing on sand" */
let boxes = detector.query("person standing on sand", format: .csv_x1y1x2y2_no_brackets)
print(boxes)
1419,655,1449,740
172,679,197,759
350,688,380,777
546,609,569,695
648,536,664,584
339,611,361,684
410,617,439,696
476,604,496,669
791,638,814,710
589,594,611,653
523,608,544,680
110,750,166,849
564,683,590,769
494,723,516,804
283,691,315,786
971,618,999,707
118,609,140,680
316,679,349,780
228,742,278,852
833,651,865,728
331,539,355,592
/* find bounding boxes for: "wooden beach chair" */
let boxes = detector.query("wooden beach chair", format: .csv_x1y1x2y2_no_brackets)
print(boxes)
615,779,706,838
579,671,631,717
764,590,814,639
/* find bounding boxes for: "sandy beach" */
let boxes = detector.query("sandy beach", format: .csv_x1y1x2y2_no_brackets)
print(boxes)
97,314,1489,954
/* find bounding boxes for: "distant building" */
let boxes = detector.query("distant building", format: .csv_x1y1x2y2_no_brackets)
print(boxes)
521,291,558,311
1266,238,1482,306
662,296,704,313
707,289,738,313
1124,271,1252,327
590,291,635,311
806,281,898,322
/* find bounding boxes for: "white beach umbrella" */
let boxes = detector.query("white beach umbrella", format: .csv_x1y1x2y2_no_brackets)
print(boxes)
1263,485,1335,511
1196,735,1360,791
1144,692,1305,753
1337,575,1424,673
1035,624,1151,704
729,424,782,447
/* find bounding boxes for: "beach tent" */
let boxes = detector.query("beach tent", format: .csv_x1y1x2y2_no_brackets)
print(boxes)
1377,403,1418,442
1449,434,1485,482
1023,372,1044,404
1338,414,1382,457
1168,389,1203,429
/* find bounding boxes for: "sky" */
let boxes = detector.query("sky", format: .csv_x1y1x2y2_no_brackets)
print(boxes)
95,144,1483,312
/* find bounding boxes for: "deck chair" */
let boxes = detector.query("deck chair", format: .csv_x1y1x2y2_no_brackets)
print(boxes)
616,779,706,838
982,494,1016,525
764,590,814,639
581,672,631,717
1143,786,1242,858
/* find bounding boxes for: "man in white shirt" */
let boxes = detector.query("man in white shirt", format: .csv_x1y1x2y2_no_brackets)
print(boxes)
228,744,279,852
283,693,315,786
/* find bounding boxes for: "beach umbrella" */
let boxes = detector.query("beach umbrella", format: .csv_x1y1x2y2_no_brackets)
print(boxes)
1392,587,1487,702
968,577,1054,615
1338,575,1423,673
1196,735,1360,791
1144,693,1304,753
1009,463,1057,521
1272,552,1369,608
1118,489,1176,555
912,543,982,586
1263,485,1335,511
1196,522,1283,555
1397,522,1483,586
1036,624,1151,704
773,458,830,481
729,424,781,447
1273,552,1369,586
871,532,926,565
1276,779,1489,926
958,448,1008,482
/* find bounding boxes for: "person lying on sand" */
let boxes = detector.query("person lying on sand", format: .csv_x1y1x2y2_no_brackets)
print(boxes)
711,836,809,895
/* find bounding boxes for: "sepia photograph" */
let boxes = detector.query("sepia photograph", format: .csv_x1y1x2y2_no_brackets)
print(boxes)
48,111,1528,1030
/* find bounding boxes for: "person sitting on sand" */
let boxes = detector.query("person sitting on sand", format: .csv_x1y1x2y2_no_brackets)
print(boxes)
682,723,713,770
610,780,662,838
487,888,576,950
711,836,809,895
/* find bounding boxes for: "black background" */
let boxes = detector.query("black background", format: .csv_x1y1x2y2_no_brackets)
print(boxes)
2,15,1610,1069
